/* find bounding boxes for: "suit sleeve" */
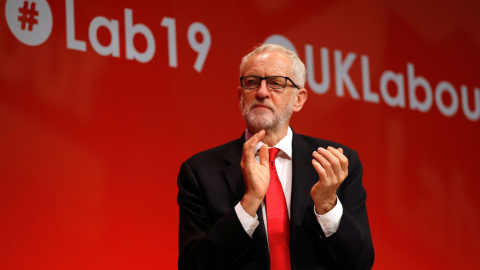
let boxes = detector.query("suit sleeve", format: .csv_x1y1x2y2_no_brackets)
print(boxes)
318,149,375,270
177,161,259,269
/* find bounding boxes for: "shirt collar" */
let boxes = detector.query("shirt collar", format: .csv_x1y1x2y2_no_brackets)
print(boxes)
244,127,293,159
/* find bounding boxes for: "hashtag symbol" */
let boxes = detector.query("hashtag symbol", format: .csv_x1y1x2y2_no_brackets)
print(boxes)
18,1,39,31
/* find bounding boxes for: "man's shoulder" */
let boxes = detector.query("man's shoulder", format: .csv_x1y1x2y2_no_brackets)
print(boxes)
294,133,353,152
294,133,361,168
184,136,244,165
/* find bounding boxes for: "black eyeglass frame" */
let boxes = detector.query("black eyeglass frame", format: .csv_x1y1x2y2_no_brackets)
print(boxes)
240,76,300,92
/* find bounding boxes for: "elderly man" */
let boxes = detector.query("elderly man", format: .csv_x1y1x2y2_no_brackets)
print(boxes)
177,44,374,269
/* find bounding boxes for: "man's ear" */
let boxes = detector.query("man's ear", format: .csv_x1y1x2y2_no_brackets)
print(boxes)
293,88,308,112
238,86,242,100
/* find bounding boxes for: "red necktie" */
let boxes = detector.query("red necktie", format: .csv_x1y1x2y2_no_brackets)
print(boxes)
266,148,291,270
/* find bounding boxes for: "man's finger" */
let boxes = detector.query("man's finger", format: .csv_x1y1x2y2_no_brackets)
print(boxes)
258,144,269,166
312,158,327,183
318,147,343,176
328,147,348,172
243,130,265,164
313,149,334,182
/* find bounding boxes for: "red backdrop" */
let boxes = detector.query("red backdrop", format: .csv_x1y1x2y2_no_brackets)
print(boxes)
1,0,480,269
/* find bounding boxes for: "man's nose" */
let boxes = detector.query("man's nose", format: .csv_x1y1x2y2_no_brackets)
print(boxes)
256,80,270,98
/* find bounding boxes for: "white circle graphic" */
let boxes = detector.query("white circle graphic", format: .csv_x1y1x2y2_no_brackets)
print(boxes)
264,35,298,55
5,0,53,46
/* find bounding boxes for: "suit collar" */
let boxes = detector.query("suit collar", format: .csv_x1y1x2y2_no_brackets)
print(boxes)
245,127,293,159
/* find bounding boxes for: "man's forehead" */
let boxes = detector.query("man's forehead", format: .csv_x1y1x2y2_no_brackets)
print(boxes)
248,51,289,65
242,52,291,76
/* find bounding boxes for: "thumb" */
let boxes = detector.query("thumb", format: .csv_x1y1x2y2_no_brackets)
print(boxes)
258,144,269,166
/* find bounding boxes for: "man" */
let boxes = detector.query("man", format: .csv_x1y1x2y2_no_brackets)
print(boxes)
177,44,374,269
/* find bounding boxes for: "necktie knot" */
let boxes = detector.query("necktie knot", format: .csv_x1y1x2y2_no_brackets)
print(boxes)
269,147,280,163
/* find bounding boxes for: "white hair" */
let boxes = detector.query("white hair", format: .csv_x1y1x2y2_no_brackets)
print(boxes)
239,44,306,89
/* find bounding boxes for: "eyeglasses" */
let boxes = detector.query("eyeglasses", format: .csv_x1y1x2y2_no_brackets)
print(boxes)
240,76,299,93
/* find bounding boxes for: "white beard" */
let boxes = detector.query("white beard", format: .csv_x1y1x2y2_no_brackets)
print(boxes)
240,96,294,134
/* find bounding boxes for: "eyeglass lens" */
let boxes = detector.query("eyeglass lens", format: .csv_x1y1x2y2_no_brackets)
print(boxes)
242,76,287,89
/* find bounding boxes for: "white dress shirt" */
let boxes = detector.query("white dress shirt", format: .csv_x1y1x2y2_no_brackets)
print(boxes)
234,127,343,239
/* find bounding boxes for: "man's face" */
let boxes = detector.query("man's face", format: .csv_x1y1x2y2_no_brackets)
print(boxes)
239,52,297,134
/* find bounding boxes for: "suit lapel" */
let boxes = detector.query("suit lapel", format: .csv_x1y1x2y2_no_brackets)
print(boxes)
290,133,319,247
223,134,270,261
223,134,245,202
